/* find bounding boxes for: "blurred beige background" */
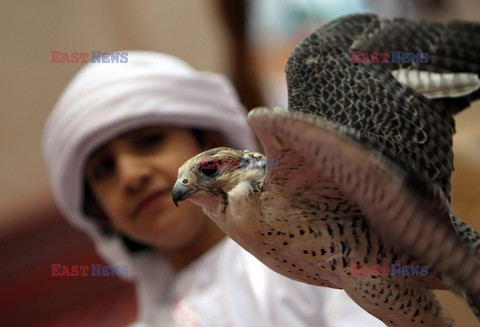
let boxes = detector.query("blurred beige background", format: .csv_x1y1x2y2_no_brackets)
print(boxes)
0,0,479,326
0,0,230,221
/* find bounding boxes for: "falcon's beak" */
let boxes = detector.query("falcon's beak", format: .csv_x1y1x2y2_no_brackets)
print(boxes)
172,181,195,207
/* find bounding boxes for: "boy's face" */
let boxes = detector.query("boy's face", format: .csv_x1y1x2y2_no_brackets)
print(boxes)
85,126,214,251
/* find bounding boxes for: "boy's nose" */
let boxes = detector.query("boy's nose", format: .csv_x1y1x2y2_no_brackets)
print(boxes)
117,152,152,194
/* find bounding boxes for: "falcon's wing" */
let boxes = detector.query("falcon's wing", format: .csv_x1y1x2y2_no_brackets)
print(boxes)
352,16,480,76
286,14,480,215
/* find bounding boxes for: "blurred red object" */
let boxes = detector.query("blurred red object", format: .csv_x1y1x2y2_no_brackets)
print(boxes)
0,192,137,327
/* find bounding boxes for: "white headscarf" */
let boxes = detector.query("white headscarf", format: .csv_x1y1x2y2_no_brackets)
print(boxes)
42,51,257,280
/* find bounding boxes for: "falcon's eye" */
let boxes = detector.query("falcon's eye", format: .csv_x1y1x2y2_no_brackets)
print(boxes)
199,162,219,177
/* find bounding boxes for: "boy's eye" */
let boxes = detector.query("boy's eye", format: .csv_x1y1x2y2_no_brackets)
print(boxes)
92,156,115,180
135,131,166,148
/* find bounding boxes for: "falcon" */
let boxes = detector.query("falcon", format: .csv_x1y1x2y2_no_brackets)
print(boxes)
172,14,480,326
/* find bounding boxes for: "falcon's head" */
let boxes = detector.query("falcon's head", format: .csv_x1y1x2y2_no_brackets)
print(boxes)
172,147,266,215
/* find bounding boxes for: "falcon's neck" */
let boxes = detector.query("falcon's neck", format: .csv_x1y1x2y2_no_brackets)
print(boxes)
221,178,265,251
203,166,266,242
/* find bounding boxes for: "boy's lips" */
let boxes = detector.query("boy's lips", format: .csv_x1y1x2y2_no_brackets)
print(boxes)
131,189,168,218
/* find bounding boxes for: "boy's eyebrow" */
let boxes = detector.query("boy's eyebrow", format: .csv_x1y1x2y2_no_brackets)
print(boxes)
88,128,137,159
87,143,112,163
87,126,170,163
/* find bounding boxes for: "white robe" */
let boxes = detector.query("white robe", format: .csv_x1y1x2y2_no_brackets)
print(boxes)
129,238,385,327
